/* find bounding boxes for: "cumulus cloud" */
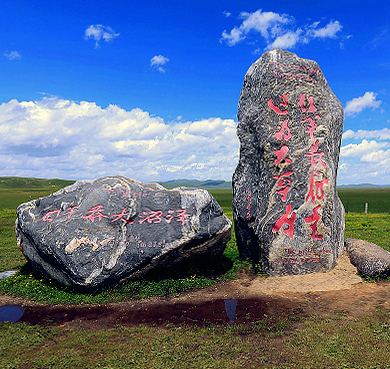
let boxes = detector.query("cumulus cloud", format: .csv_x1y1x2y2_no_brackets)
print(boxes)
221,10,291,46
221,10,343,50
340,139,389,158
337,156,390,184
344,92,382,117
309,20,342,39
360,149,390,163
342,128,390,141
338,135,390,185
4,51,21,60
150,55,169,73
84,24,120,48
2,97,389,185
0,98,238,181
265,30,304,51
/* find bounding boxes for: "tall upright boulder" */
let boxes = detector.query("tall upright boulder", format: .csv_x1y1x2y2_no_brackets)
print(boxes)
233,48,345,276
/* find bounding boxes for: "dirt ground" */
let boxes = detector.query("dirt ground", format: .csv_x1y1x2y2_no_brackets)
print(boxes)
1,252,390,329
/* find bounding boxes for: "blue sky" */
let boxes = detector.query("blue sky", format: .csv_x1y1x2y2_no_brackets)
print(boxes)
1,0,389,185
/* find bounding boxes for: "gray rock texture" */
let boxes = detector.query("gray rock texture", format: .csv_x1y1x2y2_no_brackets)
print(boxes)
345,238,390,276
233,48,345,276
15,176,231,289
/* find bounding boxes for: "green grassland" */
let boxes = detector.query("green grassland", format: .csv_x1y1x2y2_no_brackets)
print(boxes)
1,180,390,368
0,177,74,210
2,309,390,369
337,187,390,214
0,182,389,303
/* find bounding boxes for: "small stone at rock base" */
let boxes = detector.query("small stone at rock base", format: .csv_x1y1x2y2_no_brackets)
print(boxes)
345,238,390,276
15,176,231,290
0,271,17,280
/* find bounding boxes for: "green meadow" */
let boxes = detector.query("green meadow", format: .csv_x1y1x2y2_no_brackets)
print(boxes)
337,187,390,214
1,178,390,368
0,181,390,301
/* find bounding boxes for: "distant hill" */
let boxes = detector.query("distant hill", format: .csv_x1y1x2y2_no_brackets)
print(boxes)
5,177,390,190
0,177,75,189
158,179,232,190
0,176,232,191
337,183,390,188
3,176,387,191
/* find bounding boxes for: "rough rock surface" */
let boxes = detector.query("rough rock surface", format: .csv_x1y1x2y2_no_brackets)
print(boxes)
345,238,390,276
15,176,231,289
232,48,345,276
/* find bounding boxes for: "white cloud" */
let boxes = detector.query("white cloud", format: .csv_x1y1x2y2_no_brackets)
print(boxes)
337,156,390,185
2,98,389,185
309,20,342,39
342,130,356,140
0,98,238,181
342,128,390,141
223,11,231,18
4,51,21,60
221,10,291,46
84,25,120,48
340,139,389,158
344,92,382,116
338,134,390,185
360,149,390,163
150,55,170,73
221,10,343,50
265,30,304,51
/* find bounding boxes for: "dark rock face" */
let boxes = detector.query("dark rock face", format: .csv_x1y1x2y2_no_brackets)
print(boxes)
345,238,390,276
232,48,345,276
15,176,231,289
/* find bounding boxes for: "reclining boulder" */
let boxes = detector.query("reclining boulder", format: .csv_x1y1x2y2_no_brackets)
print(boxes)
16,176,231,289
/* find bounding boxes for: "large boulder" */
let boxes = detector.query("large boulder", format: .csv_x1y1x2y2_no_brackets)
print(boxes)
345,238,390,276
233,48,345,276
15,176,231,289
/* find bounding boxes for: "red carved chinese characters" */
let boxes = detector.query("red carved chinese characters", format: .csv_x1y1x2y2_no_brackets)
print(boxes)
43,206,189,226
302,116,321,142
138,210,163,224
270,62,320,84
63,206,79,219
272,204,296,239
273,171,293,202
269,93,328,241
306,171,329,204
298,94,317,113
274,119,292,141
111,208,134,224
305,140,326,168
305,205,323,240
301,95,327,240
273,145,292,165
138,209,187,225
164,210,175,224
43,210,61,222
82,205,109,222
175,209,188,226
268,93,289,115
269,91,296,236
